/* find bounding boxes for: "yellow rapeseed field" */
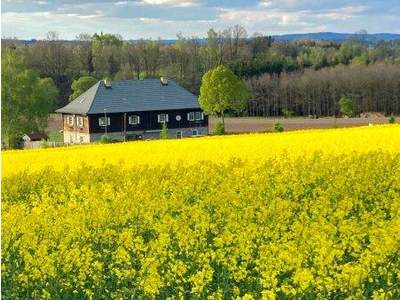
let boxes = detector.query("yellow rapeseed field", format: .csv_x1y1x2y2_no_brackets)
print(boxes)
2,125,400,299
2,125,400,178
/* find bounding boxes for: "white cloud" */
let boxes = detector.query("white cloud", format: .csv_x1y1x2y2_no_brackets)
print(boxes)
316,5,367,21
218,8,306,25
33,0,48,4
2,1,399,39
139,0,198,7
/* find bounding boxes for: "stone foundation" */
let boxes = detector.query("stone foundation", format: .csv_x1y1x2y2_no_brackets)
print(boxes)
88,127,209,142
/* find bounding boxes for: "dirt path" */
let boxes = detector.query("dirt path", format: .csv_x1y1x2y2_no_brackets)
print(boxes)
209,116,397,133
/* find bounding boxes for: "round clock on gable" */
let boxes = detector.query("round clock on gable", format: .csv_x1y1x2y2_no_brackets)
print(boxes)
176,115,182,121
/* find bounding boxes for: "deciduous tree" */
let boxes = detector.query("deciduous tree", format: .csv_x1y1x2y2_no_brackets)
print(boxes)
69,76,98,101
199,65,249,127
2,50,58,148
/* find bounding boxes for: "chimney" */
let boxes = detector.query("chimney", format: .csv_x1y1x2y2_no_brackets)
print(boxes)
104,78,112,88
160,76,168,86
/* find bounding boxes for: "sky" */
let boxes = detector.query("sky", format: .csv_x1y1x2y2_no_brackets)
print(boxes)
2,0,400,40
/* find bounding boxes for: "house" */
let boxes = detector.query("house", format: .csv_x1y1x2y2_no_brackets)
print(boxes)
56,78,208,143
22,133,48,149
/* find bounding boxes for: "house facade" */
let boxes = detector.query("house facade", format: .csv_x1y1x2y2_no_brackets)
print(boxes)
56,78,208,143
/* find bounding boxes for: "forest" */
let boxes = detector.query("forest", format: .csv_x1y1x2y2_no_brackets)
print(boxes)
2,26,400,116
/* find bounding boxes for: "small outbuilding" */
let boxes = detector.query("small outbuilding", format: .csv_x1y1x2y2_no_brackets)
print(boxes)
22,133,48,149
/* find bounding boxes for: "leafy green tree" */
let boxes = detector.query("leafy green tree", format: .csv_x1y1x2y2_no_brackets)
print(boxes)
2,50,58,148
92,32,123,48
339,96,354,117
160,122,169,139
69,76,98,101
92,33,123,78
199,65,250,128
203,28,221,70
351,54,369,65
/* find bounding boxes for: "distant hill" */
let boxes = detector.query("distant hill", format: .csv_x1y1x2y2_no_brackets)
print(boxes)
3,32,400,45
128,32,400,44
272,32,400,43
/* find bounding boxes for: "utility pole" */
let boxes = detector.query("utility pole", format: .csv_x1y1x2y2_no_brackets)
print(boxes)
123,113,127,141
104,108,107,135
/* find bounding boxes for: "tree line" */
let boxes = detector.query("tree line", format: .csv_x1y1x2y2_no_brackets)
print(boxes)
2,27,400,109
246,63,400,117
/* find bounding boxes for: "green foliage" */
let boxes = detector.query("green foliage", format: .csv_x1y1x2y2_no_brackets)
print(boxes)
282,109,295,118
203,28,220,70
389,116,396,124
160,122,169,139
100,135,112,144
337,41,364,64
48,131,64,143
273,122,284,132
339,96,354,117
213,121,225,135
1,49,58,148
351,54,369,65
92,33,123,48
199,65,250,124
92,33,123,79
69,76,98,101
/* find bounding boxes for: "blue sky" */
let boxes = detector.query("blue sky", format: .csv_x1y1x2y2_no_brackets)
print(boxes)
2,0,400,39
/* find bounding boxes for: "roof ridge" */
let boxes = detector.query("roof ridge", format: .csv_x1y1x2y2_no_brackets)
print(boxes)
56,79,200,114
86,81,101,114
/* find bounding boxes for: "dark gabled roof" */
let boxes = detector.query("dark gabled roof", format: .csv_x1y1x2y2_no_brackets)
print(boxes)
23,133,48,141
56,79,200,114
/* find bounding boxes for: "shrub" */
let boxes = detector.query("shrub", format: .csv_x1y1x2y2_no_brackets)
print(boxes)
282,109,295,119
339,96,353,117
389,116,396,124
100,135,112,144
273,122,284,132
213,121,225,135
160,122,169,139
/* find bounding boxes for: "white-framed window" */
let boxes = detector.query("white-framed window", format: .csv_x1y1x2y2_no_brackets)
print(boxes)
192,129,198,136
176,131,182,139
77,116,84,128
67,115,74,127
195,111,204,120
79,136,84,143
99,117,110,127
158,113,169,123
187,112,195,121
187,111,204,121
129,115,140,125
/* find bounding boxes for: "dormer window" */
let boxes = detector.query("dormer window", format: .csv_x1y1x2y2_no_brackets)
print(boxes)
129,115,140,125
104,79,112,88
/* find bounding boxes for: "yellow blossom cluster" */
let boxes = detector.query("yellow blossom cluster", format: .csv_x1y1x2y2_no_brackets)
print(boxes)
2,125,400,299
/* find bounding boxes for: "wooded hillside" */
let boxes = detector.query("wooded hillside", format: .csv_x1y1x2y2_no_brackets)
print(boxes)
2,27,400,116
